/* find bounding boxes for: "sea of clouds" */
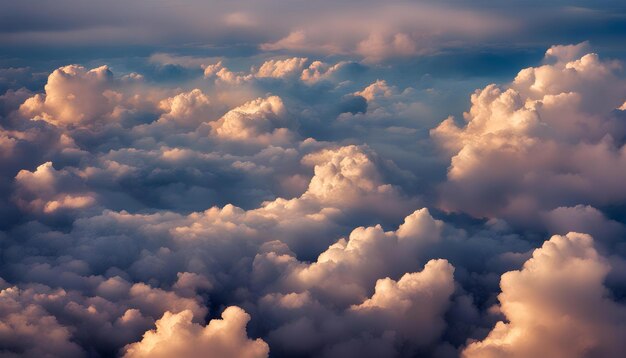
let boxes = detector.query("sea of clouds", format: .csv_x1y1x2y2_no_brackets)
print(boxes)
1,38,626,358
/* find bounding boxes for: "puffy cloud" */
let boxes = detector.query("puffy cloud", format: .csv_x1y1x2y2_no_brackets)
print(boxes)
354,80,395,102
143,144,417,255
204,61,253,85
544,42,592,64
257,208,443,306
298,145,416,215
463,233,626,358
432,44,626,222
339,80,428,129
0,286,84,358
13,162,97,215
351,259,455,345
203,57,352,87
123,307,269,358
3,41,626,358
210,96,295,145
0,276,207,356
257,258,456,357
13,65,164,153
156,89,212,129
19,65,123,127
254,57,308,79
299,61,348,84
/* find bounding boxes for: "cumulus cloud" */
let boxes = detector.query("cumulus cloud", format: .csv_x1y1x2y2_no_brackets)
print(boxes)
0,286,84,358
351,259,455,343
354,80,395,102
0,278,207,358
203,57,353,87
299,61,349,84
18,65,135,127
432,43,626,222
210,96,295,145
301,145,409,208
204,61,253,85
13,162,97,215
123,307,269,358
254,58,308,79
253,208,444,307
462,232,626,358
2,41,626,358
156,89,213,129
257,257,456,357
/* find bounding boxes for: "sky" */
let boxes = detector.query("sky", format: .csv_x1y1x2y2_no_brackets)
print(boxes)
1,1,626,357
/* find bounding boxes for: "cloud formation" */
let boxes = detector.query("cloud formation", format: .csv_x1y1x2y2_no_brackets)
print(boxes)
463,233,626,358
123,307,269,358
1,41,626,358
432,43,626,223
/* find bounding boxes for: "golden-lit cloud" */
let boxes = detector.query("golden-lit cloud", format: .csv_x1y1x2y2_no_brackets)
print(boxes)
123,307,269,358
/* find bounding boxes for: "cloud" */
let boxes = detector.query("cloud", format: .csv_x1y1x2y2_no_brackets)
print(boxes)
254,58,308,79
299,61,348,84
432,44,626,222
462,232,626,358
2,42,626,358
204,61,253,85
542,205,626,246
301,145,410,209
350,259,455,344
156,89,212,129
356,32,418,63
0,277,207,358
203,57,354,88
3,0,625,67
258,257,456,357
19,65,121,127
13,162,97,215
354,80,395,102
123,307,269,358
0,286,84,358
256,208,444,305
210,96,296,145
259,3,511,62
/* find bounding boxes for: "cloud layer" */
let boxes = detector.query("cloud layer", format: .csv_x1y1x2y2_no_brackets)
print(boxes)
1,40,626,358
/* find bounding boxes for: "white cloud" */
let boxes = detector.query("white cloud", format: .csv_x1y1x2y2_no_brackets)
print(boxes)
299,61,347,84
19,65,122,127
301,145,413,211
432,44,626,221
254,57,308,79
354,80,395,102
462,232,626,358
204,61,253,85
123,307,269,358
210,95,295,145
14,162,97,215
258,208,443,306
157,89,213,129
351,259,455,344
